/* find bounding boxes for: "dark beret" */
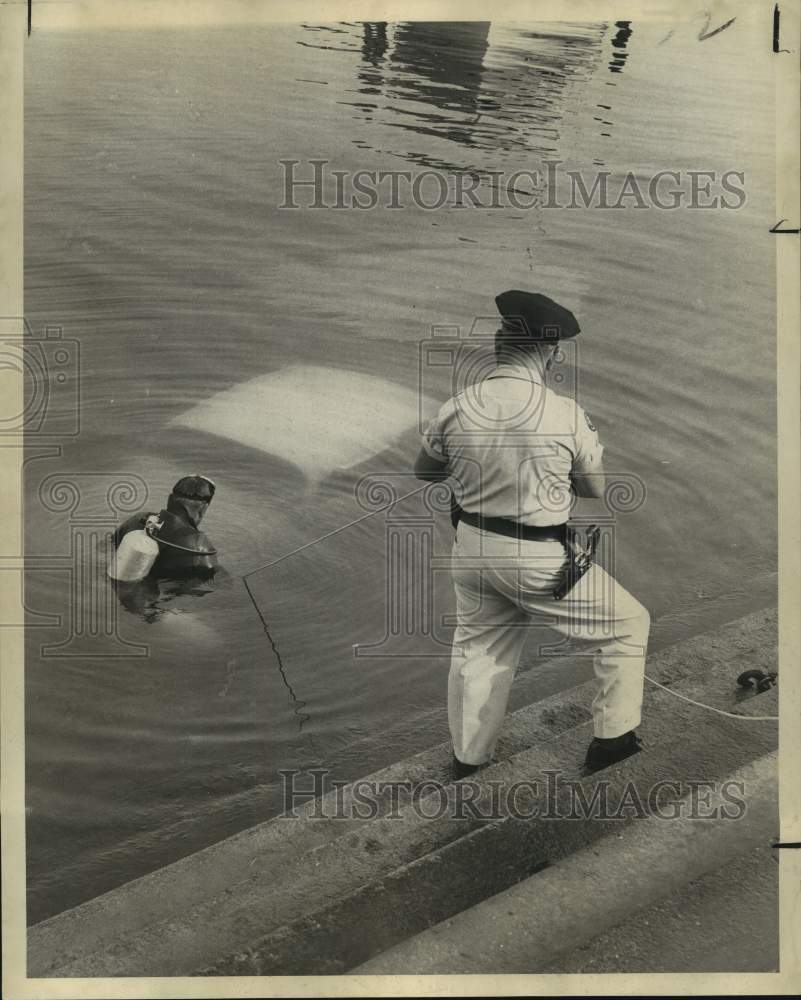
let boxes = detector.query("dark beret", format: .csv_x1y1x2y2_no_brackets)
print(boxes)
495,290,580,341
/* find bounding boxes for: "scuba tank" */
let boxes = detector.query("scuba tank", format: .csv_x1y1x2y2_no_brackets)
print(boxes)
107,515,163,582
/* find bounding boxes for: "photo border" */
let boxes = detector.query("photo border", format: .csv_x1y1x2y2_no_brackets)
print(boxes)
2,2,798,997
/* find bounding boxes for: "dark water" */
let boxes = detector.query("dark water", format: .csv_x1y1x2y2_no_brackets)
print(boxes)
24,20,776,922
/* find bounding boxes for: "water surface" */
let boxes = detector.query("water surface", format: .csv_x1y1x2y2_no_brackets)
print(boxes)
24,19,776,921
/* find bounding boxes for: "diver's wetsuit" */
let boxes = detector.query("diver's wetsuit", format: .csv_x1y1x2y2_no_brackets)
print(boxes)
113,493,217,576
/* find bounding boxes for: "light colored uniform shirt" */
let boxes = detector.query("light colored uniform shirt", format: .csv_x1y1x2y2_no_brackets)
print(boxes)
422,362,603,526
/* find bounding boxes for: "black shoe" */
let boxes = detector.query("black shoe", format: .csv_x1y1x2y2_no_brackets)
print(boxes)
450,755,485,781
584,731,642,773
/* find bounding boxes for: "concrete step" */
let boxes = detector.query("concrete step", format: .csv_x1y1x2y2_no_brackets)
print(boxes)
354,752,779,975
539,842,779,974
200,688,777,976
27,607,778,978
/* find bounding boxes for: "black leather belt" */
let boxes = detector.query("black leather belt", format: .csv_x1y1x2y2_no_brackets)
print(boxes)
458,509,567,542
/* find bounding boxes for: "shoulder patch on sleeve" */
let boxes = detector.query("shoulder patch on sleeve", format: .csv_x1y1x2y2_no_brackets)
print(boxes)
584,411,597,432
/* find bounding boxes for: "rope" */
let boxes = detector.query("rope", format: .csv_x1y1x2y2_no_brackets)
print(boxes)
644,674,778,721
242,483,429,579
240,485,779,725
242,576,310,729
156,536,217,555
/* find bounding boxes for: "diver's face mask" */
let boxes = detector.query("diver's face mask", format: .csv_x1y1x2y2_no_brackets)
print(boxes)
168,496,210,527
167,476,216,528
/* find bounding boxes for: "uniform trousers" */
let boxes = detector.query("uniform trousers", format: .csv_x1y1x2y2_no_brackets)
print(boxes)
449,520,651,764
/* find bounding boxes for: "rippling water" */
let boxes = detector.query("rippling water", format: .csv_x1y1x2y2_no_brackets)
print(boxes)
24,19,776,922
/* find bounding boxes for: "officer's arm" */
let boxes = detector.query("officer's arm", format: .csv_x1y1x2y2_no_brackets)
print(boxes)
414,446,449,482
571,461,606,499
570,454,604,500
571,408,605,499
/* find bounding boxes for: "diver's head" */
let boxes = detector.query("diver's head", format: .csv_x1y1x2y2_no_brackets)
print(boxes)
167,475,216,527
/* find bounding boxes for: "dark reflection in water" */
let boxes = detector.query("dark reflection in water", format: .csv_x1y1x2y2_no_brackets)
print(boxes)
297,22,361,54
300,20,634,169
388,22,489,147
361,21,388,68
331,22,609,171
609,21,633,73
477,25,604,156
114,571,225,625
356,23,388,115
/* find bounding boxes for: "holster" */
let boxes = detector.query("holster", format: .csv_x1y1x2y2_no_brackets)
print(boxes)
450,493,462,531
553,524,601,600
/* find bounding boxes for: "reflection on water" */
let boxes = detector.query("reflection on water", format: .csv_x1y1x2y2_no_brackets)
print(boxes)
389,22,488,147
360,21,388,71
343,21,606,170
334,17,640,224
114,571,224,625
609,21,633,73
25,18,776,923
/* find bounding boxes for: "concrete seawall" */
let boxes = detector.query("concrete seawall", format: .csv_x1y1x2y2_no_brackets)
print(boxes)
27,607,779,977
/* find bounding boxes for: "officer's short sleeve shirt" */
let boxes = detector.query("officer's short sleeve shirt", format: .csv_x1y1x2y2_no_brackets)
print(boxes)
420,368,604,526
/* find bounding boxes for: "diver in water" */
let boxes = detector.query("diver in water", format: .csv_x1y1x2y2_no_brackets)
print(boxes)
113,474,218,576
112,475,221,619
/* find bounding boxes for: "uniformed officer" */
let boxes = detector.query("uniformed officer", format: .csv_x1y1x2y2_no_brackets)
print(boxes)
113,474,218,577
414,291,650,776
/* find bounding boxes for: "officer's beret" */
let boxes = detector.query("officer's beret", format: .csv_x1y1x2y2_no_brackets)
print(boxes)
495,290,580,341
